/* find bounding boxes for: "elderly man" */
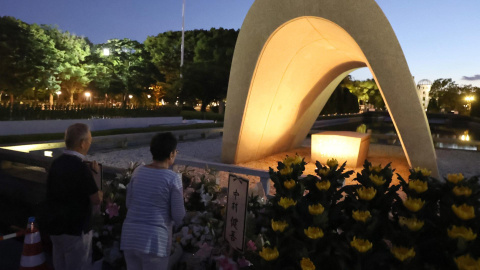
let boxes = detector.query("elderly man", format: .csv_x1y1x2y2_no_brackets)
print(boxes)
45,123,103,270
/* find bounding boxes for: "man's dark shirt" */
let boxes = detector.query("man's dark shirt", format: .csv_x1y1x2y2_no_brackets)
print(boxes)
45,154,98,235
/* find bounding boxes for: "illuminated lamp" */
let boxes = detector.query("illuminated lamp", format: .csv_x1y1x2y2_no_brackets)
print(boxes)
311,131,370,168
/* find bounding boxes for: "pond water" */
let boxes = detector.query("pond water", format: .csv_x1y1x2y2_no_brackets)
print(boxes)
317,120,479,151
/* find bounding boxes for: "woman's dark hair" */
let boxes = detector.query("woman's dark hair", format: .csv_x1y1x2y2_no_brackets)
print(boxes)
150,132,177,161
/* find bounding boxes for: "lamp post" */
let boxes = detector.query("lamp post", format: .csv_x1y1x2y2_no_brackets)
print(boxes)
85,92,91,104
465,96,474,112
181,0,185,68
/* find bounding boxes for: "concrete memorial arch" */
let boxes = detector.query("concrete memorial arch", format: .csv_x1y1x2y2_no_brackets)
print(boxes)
221,0,439,176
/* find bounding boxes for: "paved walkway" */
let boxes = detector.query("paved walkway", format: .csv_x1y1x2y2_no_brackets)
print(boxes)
88,136,480,180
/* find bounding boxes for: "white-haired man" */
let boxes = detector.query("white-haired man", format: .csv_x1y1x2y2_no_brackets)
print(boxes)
45,123,103,270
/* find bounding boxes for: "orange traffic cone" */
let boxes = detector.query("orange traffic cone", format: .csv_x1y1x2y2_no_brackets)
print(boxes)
19,217,48,270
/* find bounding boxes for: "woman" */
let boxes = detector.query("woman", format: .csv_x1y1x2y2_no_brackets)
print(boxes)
121,132,186,269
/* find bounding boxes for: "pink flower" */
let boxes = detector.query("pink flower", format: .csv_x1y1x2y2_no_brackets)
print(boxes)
237,257,252,268
195,242,213,259
247,240,257,252
105,202,120,219
215,255,238,270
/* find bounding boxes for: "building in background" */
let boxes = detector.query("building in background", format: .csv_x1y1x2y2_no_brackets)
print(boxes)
416,79,432,111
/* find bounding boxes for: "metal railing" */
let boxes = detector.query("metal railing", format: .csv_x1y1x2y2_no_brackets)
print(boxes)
0,147,272,194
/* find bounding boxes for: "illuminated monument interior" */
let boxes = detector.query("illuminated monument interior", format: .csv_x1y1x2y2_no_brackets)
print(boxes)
221,0,439,176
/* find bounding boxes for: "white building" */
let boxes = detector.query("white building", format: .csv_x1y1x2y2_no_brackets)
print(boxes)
416,79,432,111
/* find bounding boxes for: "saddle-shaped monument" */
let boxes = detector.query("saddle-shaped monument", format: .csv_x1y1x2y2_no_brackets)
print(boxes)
221,0,439,176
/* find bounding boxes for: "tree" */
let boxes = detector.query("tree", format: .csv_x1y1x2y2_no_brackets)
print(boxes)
321,78,360,115
343,77,384,110
43,26,92,105
179,61,229,111
0,16,33,108
145,28,239,109
90,39,160,107
0,17,61,112
145,30,200,103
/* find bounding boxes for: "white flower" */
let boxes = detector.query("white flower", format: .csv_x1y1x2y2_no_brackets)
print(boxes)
177,226,193,246
192,225,203,237
200,192,213,206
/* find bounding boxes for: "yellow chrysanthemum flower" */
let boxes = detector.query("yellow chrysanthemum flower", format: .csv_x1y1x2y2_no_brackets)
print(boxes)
308,203,325,215
408,180,428,193
454,254,480,270
403,197,425,212
369,174,386,186
283,156,296,167
316,180,331,191
259,246,279,261
300,257,316,270
293,155,303,165
352,210,371,223
452,204,476,220
414,167,431,177
271,219,288,232
304,227,324,239
283,179,296,189
326,158,338,168
283,155,303,167
453,186,472,197
447,173,464,184
398,216,424,231
448,226,477,241
317,168,330,177
357,187,377,201
280,166,293,176
270,220,285,232
278,197,297,209
391,246,416,262
369,165,382,173
350,237,372,253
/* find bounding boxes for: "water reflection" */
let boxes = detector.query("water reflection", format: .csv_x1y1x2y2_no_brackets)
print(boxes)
319,121,478,151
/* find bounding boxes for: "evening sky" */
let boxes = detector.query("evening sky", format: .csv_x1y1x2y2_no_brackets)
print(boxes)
1,0,479,86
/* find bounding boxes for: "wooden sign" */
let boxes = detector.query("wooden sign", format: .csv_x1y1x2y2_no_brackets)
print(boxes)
225,174,249,251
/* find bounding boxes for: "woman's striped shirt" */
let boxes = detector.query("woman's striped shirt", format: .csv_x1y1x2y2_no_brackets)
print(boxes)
120,166,185,257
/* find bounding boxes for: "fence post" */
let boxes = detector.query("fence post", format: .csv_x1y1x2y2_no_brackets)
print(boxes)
260,176,270,196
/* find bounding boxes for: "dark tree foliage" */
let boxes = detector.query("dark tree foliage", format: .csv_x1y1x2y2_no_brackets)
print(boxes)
145,28,239,110
89,39,161,107
429,78,479,114
321,78,360,115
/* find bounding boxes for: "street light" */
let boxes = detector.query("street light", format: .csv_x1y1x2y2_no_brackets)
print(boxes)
56,91,62,95
465,96,474,111
128,95,133,99
85,92,91,103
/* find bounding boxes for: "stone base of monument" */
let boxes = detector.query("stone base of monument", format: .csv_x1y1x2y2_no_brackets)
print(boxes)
311,131,371,168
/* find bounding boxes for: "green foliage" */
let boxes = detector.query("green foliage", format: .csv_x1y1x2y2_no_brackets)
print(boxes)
343,77,385,110
0,17,59,104
429,78,480,114
90,39,161,107
146,28,238,109
43,26,92,102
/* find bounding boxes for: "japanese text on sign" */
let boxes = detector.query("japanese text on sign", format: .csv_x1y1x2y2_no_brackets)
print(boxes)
225,174,249,251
